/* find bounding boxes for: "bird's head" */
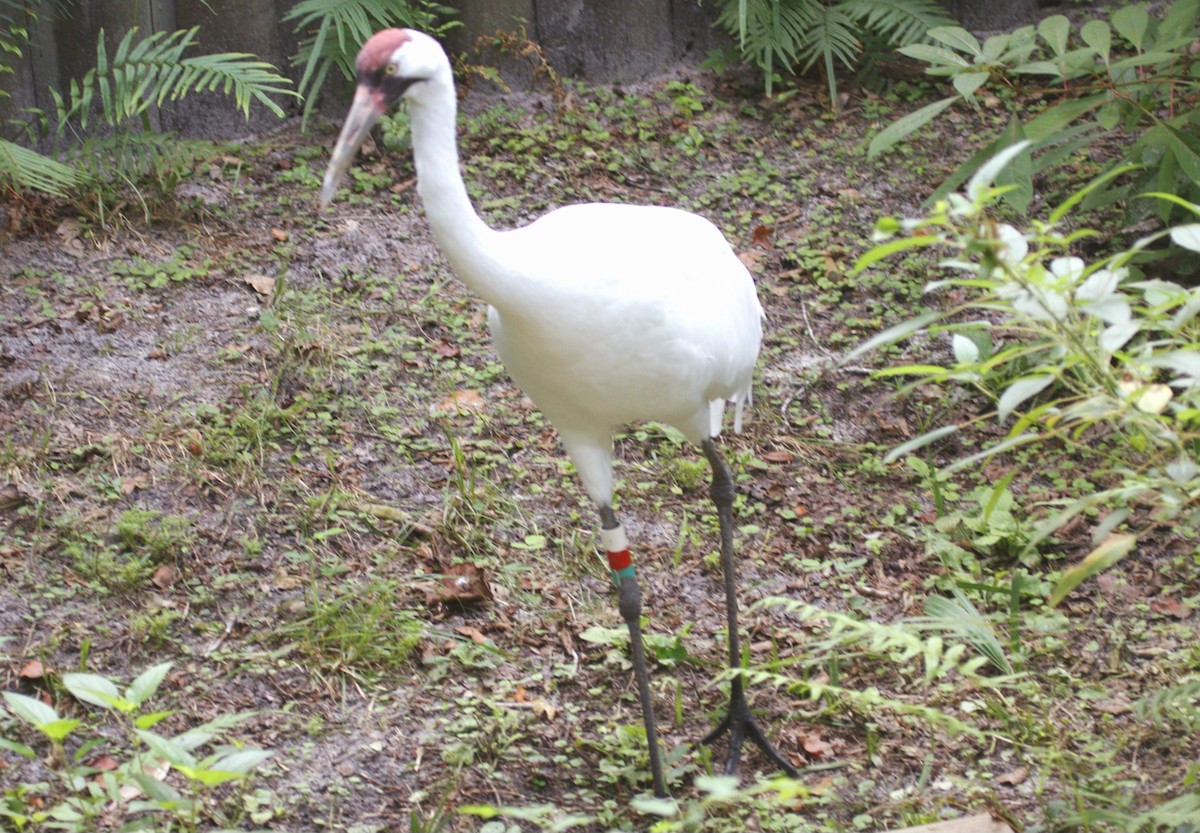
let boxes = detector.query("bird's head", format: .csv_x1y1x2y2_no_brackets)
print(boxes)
320,28,448,207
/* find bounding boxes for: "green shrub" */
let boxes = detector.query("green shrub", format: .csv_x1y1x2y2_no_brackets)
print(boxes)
852,142,1200,603
870,0,1200,231
711,0,953,99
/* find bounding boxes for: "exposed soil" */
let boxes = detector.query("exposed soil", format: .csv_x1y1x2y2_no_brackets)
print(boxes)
1,62,1197,833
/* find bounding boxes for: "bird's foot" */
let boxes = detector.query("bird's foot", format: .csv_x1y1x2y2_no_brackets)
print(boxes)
700,679,798,778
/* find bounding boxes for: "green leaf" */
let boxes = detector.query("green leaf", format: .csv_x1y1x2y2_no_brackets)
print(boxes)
126,661,172,707
1080,19,1111,62
61,672,126,711
1023,93,1108,141
851,234,942,272
843,310,942,362
3,691,60,728
952,72,989,100
928,26,981,56
1049,533,1137,607
135,729,197,768
995,116,1033,213
1050,164,1140,224
882,424,960,463
134,709,176,730
1010,59,1064,78
968,139,1032,200
997,374,1055,421
0,735,37,759
1161,124,1200,185
1037,15,1070,56
39,718,83,743
131,770,183,803
577,625,628,646
1111,4,1149,51
942,432,1040,474
897,43,969,68
210,748,273,775
1169,224,1200,253
0,139,82,196
631,795,679,816
868,96,957,158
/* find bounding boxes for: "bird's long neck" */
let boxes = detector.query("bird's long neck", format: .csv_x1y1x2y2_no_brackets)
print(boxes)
408,80,509,308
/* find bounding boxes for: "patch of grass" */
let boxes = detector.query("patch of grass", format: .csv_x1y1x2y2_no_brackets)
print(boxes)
278,579,424,679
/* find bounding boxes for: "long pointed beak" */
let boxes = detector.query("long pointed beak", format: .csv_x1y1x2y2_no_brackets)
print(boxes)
320,86,384,208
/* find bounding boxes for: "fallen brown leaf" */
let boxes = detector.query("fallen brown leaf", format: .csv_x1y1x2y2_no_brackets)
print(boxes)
18,659,44,680
423,563,490,606
455,625,487,644
1151,596,1189,619
272,572,303,591
885,813,1014,833
752,224,774,248
151,564,179,590
995,766,1028,786
1090,697,1133,715
120,475,147,495
432,389,486,415
799,730,836,758
89,754,120,772
245,273,276,296
0,482,27,510
531,698,557,721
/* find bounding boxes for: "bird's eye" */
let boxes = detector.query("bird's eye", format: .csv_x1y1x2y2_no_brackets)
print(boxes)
384,63,397,76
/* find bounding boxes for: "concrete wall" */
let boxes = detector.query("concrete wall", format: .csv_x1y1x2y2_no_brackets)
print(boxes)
0,0,725,140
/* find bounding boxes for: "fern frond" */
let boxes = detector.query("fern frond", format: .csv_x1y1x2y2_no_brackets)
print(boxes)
0,138,81,195
911,588,1013,675
738,667,987,737
284,0,457,129
840,0,955,46
718,0,816,94
755,597,1013,687
797,6,860,73
54,27,294,134
171,52,295,118
1134,679,1200,728
69,132,210,184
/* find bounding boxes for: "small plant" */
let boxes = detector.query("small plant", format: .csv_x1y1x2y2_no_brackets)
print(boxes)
712,0,954,99
279,578,424,677
871,0,1200,229
3,21,294,221
851,142,1200,604
1,663,273,831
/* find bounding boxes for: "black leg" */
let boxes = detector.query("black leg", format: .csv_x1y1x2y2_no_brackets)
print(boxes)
699,439,798,778
600,507,669,798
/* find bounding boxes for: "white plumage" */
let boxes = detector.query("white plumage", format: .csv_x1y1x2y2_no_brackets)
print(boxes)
321,28,793,797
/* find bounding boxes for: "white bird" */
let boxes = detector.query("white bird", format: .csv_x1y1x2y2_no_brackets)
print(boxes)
320,28,796,797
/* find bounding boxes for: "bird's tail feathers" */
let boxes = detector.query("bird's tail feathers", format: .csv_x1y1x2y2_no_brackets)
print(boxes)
709,388,752,437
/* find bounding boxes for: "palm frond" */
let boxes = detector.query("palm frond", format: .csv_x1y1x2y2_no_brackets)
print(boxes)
283,0,457,129
68,132,210,184
840,0,955,46
718,0,817,94
0,138,81,196
52,26,294,134
1135,679,1200,729
911,588,1014,675
797,6,860,73
718,0,953,99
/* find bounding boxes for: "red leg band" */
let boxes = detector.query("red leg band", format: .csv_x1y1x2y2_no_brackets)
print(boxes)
607,549,633,572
